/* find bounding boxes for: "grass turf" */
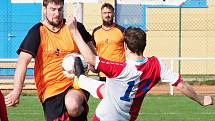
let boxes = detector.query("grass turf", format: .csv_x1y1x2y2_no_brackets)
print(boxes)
7,94,215,121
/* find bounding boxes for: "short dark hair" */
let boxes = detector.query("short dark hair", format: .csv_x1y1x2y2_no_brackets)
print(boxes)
124,27,147,55
43,0,64,7
101,3,114,13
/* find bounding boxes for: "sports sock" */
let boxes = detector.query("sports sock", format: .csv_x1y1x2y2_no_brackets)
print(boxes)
79,75,105,99
73,76,80,89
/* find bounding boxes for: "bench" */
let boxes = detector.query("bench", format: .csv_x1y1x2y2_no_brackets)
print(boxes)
0,60,98,94
0,79,36,90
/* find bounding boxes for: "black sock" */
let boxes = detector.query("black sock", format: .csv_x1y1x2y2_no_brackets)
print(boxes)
69,111,87,121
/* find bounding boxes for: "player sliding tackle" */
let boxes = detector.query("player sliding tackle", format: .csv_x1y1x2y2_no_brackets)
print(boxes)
66,16,213,121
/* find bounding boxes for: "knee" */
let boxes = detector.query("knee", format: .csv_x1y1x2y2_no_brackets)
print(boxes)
65,92,84,117
67,100,83,117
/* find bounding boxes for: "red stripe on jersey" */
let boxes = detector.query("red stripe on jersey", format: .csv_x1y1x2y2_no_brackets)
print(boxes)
96,84,105,99
172,75,182,86
98,57,126,78
92,113,100,121
129,57,161,121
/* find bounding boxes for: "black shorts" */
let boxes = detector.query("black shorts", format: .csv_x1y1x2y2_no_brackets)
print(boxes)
99,77,106,82
42,87,89,121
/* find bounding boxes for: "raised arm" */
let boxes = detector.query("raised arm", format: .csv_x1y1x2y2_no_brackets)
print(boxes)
66,16,96,66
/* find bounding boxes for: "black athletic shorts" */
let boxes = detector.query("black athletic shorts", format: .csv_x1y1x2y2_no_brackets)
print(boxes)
42,87,89,121
99,77,106,82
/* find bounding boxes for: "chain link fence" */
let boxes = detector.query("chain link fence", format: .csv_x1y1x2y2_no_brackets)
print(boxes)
113,0,215,76
70,0,215,76
1,0,215,77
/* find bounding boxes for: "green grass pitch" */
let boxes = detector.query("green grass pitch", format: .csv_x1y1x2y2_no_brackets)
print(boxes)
7,95,215,121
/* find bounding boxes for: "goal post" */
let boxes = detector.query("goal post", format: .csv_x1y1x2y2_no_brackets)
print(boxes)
67,0,102,23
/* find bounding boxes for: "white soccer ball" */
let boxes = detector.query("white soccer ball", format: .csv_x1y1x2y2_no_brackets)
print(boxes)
62,53,87,78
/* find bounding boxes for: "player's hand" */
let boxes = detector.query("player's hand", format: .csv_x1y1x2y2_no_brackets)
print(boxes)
5,90,20,107
202,96,213,106
66,16,77,31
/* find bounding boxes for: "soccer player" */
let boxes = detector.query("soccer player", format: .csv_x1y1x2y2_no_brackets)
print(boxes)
0,91,8,121
91,3,126,81
4,0,93,121
67,17,213,121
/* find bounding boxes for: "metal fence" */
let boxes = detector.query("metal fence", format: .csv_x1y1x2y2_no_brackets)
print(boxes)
1,0,215,76
114,0,215,75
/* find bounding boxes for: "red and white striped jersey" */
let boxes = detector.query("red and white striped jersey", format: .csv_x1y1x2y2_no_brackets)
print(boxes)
94,56,181,121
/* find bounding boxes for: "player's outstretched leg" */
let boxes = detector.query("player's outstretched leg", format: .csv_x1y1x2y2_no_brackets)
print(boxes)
74,57,105,100
74,57,85,77
73,56,86,89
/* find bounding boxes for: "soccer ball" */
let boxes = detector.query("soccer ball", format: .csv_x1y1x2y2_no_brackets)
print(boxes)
62,53,87,79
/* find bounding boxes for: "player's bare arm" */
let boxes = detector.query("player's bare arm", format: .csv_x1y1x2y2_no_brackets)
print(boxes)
5,52,32,107
66,16,96,66
176,81,213,106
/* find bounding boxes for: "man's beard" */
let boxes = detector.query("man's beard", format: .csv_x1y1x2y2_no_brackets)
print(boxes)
46,16,62,27
103,19,113,27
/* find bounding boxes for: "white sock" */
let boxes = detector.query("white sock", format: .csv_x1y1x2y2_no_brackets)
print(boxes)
79,75,105,99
